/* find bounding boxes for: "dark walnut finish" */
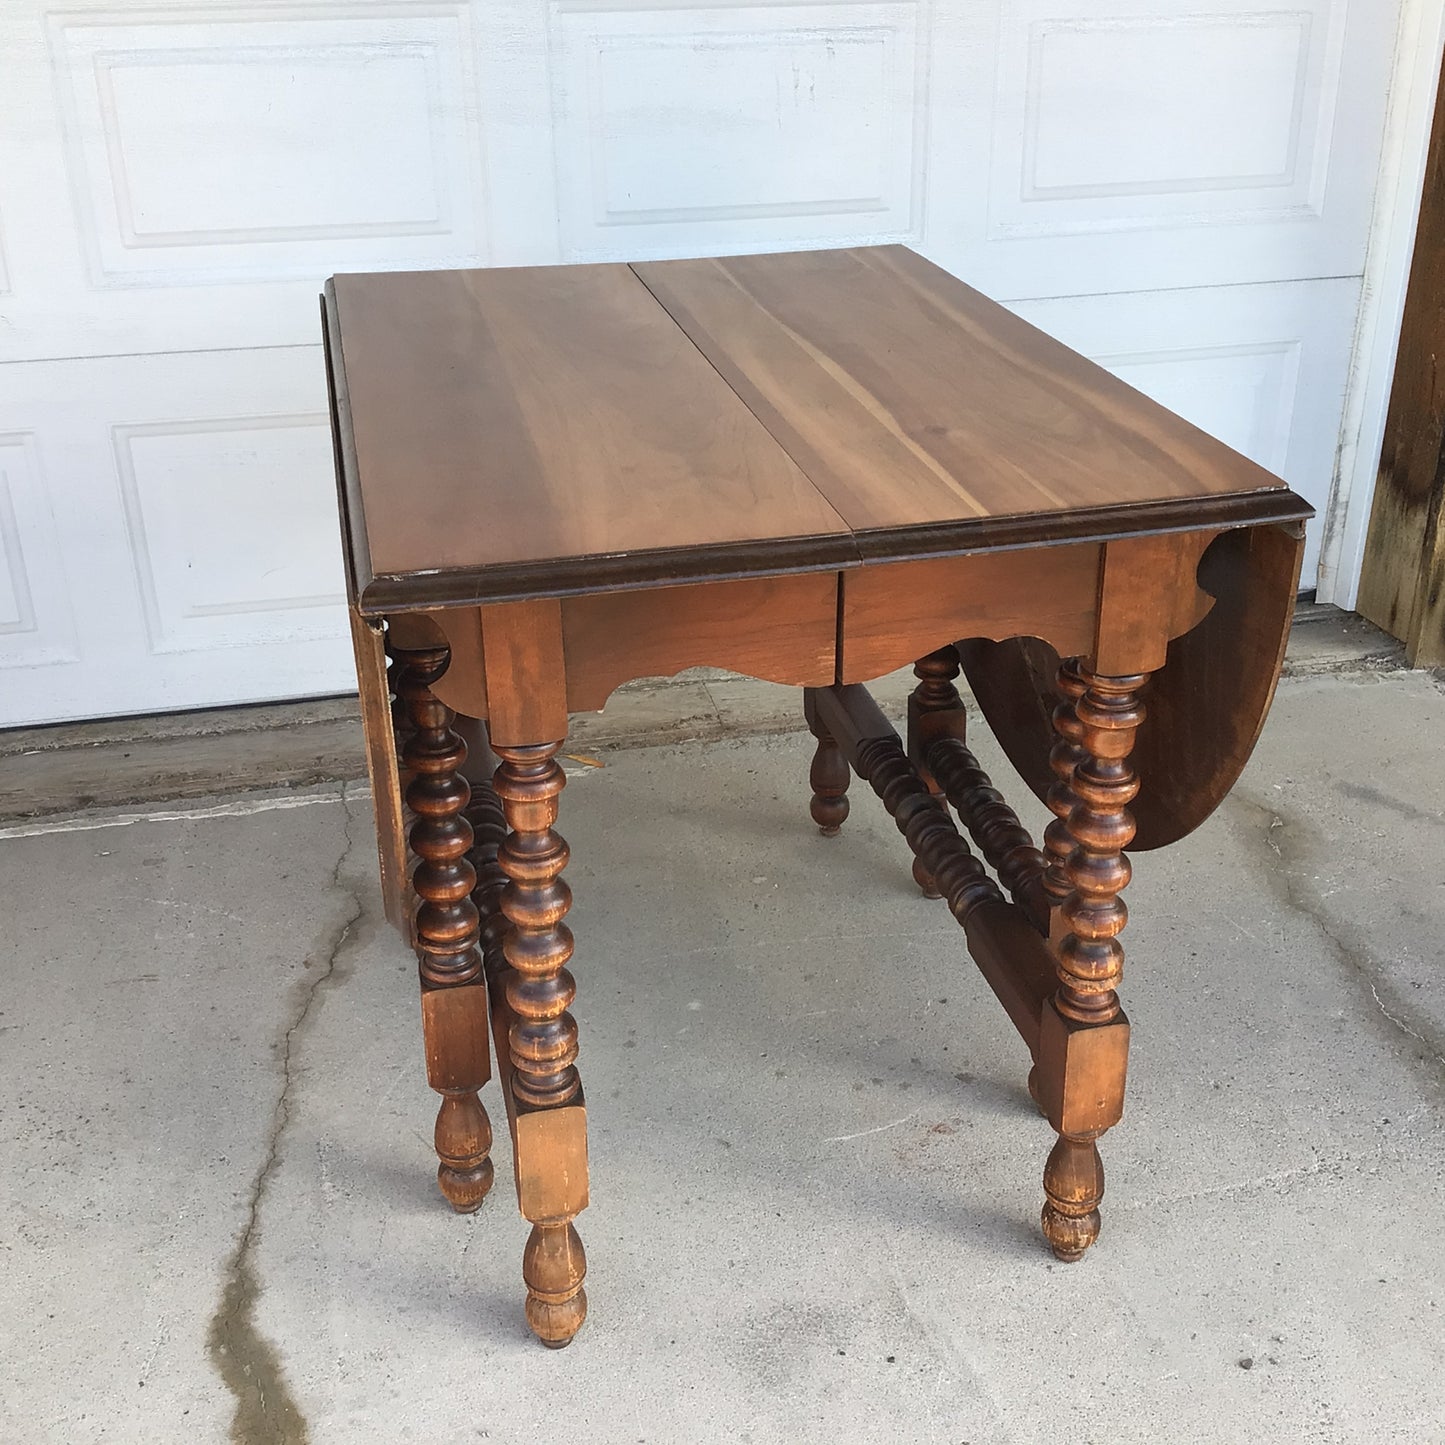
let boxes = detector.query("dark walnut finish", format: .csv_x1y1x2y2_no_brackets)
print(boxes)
322,247,1312,1348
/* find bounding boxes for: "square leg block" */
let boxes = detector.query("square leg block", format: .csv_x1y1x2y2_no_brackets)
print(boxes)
514,1097,590,1224
1035,998,1130,1138
421,978,491,1092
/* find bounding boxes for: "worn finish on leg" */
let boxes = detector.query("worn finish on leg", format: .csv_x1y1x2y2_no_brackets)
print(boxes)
1038,664,1145,1262
494,739,588,1347
1041,1135,1105,1261
397,642,495,1214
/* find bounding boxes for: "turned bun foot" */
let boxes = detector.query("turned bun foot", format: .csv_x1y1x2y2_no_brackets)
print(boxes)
1041,1134,1104,1262
524,1222,588,1347
1041,1203,1100,1262
805,707,852,836
912,855,942,899
435,1090,495,1212
437,1160,494,1213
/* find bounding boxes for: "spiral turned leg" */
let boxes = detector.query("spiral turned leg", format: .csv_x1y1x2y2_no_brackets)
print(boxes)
906,646,966,899
1041,656,1088,917
464,747,511,978
396,643,495,1215
494,740,588,1348
1037,664,1145,1263
803,691,850,835
1031,656,1089,1118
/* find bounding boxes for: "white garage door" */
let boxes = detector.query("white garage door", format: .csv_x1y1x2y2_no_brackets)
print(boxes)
0,1,1404,725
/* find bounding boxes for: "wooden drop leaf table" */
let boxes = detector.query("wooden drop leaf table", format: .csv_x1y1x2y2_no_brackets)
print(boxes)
321,246,1311,1348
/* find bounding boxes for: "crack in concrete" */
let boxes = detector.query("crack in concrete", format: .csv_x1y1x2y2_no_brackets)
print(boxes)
1332,778,1445,828
206,786,363,1444
1226,789,1445,1086
1367,980,1442,1056
1121,1151,1342,1214
1121,1116,1435,1214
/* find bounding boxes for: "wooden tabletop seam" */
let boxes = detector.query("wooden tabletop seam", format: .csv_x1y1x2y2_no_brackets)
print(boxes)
325,247,1313,612
630,256,1003,521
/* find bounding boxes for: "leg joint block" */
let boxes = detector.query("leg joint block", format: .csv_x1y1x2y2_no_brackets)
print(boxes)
1036,999,1130,1137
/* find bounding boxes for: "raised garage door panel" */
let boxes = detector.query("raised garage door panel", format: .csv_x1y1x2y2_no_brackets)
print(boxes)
0,3,492,363
0,0,1404,722
1011,276,1362,584
921,0,1395,298
548,1,926,261
0,431,78,673
0,347,352,725
0,2,1398,354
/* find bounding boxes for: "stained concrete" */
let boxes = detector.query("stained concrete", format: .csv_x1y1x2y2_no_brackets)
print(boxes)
2,667,1444,1444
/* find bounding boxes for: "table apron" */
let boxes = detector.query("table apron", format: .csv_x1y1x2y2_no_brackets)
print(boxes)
384,527,1225,728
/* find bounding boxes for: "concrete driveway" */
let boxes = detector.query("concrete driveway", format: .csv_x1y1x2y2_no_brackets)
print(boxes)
3,665,1443,1444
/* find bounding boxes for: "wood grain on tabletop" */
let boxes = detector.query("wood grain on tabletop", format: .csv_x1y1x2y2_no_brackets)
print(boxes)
329,265,852,579
633,245,1288,535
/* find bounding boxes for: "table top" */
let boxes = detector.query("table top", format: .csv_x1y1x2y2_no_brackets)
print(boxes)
324,246,1310,612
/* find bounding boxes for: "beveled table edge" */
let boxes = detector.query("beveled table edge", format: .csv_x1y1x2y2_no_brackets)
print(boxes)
352,532,864,615
349,487,1314,616
849,486,1315,566
323,281,373,610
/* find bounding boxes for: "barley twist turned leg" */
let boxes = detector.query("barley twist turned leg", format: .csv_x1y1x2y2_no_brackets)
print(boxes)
1041,656,1089,913
1037,665,1145,1262
494,741,588,1348
465,757,511,977
906,645,967,898
1029,656,1089,1112
396,643,495,1214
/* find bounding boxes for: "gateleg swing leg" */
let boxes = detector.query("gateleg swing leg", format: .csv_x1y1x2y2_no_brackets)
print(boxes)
493,739,589,1347
392,638,496,1213
1034,663,1146,1261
